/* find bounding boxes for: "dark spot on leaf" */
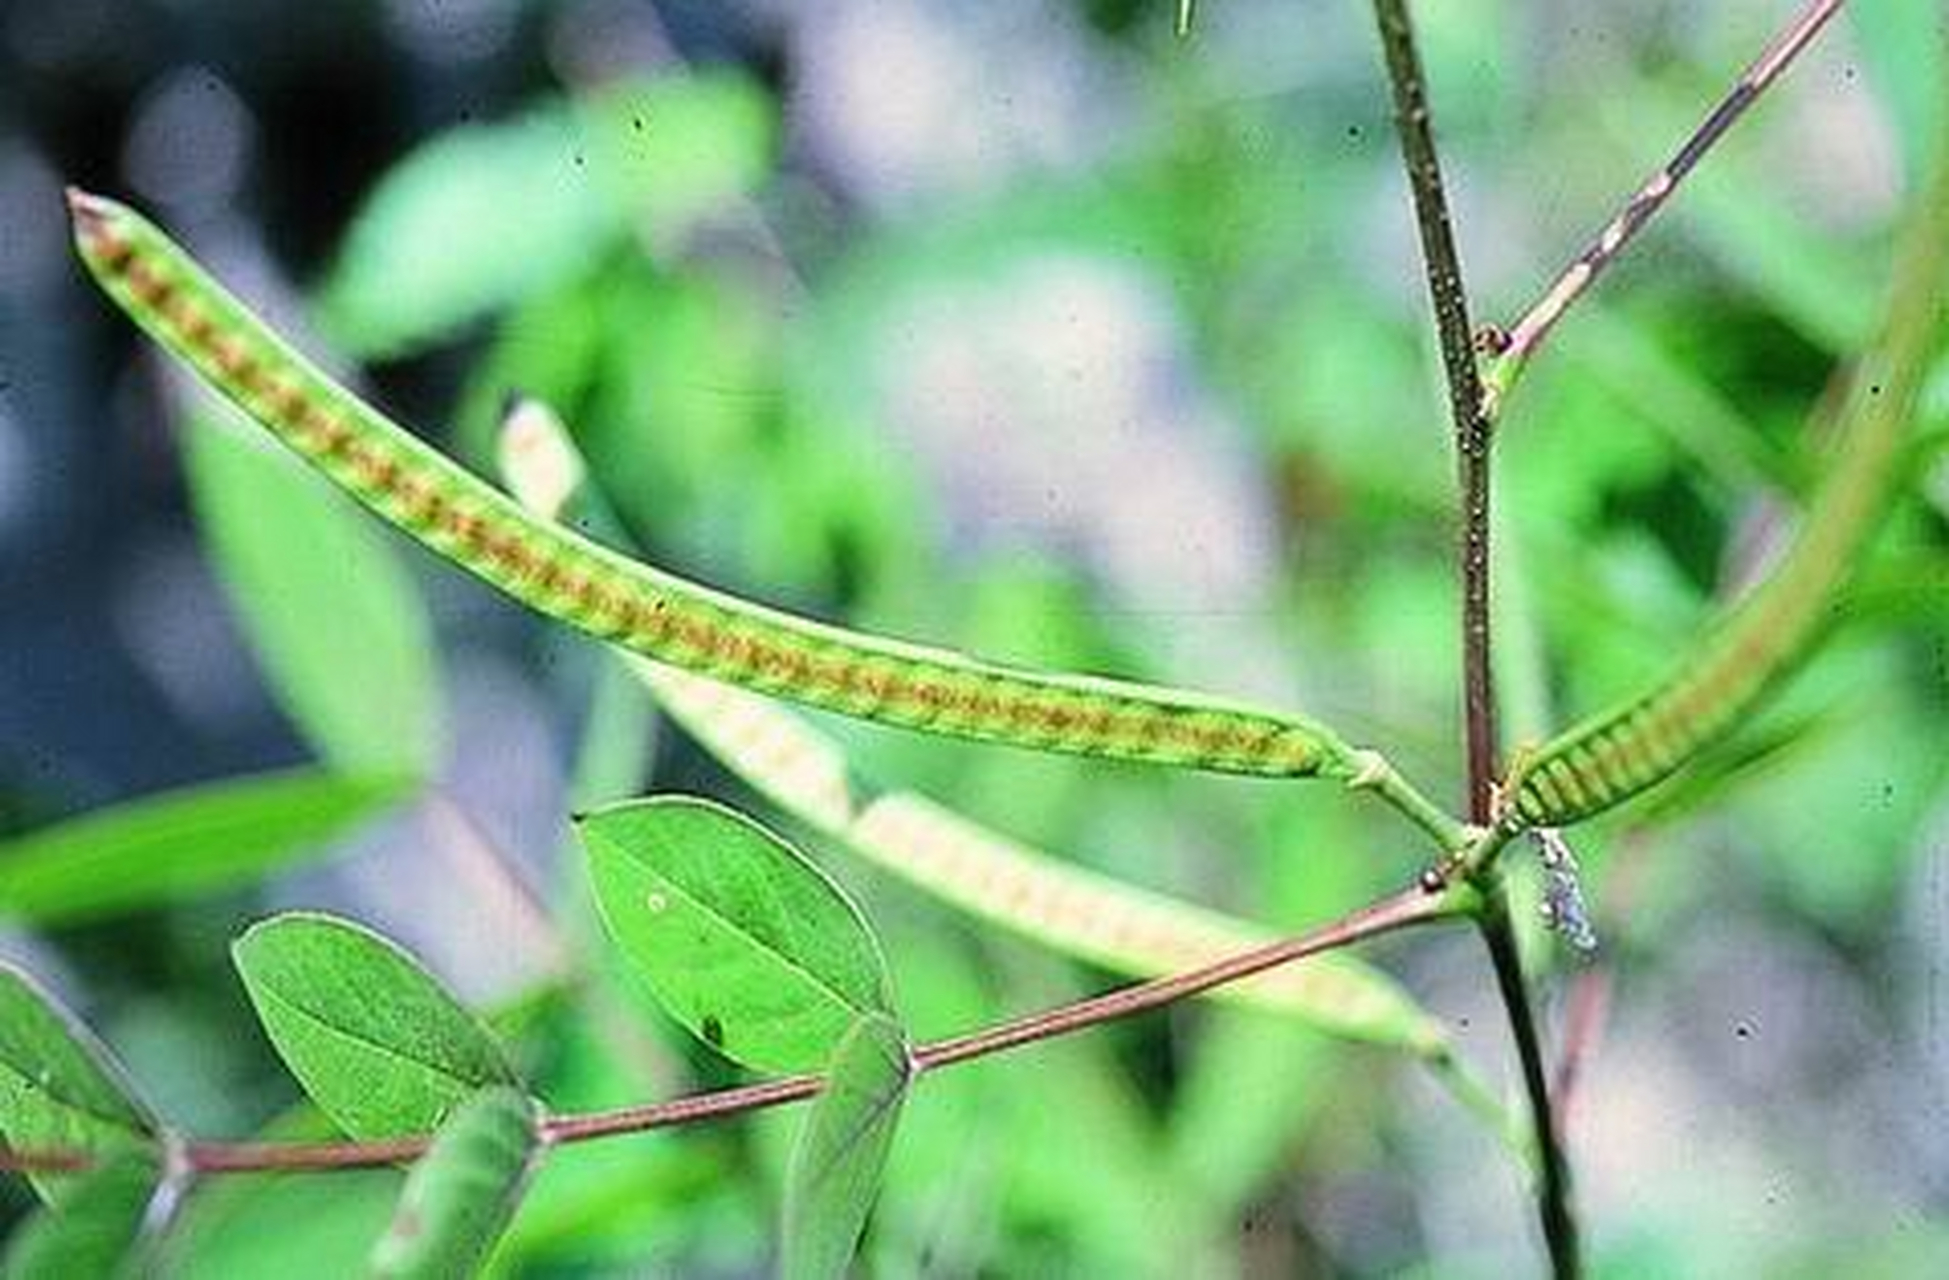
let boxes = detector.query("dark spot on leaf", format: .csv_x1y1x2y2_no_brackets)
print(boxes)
701,1014,724,1048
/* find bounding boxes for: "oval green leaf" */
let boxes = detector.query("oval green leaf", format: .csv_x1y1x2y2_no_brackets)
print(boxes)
0,967,158,1205
232,913,516,1139
578,796,894,1074
0,1152,158,1279
0,769,409,925
369,1086,540,1280
186,407,442,781
781,1013,912,1280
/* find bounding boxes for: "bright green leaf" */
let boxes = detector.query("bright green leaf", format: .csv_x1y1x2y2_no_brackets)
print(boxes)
0,1152,158,1280
185,409,442,780
369,1086,539,1280
0,769,409,925
781,1013,912,1280
0,967,157,1205
232,913,516,1139
578,796,894,1074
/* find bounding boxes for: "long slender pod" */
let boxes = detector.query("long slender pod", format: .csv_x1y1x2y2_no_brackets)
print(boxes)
69,190,1359,782
1502,141,1949,830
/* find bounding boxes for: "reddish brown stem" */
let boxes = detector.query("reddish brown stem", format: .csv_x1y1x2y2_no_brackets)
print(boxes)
6,882,1455,1178
1491,0,1847,392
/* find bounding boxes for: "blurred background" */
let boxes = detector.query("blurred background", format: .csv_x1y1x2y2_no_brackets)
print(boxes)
2,0,1947,1275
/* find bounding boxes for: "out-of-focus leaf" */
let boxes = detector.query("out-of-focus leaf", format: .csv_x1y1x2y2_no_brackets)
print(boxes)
0,1152,157,1279
780,1013,912,1280
156,1105,402,1278
185,409,442,780
1560,304,1802,495
0,967,157,1204
0,770,408,925
1165,1013,1329,1225
1850,0,1946,181
1607,84,1878,352
162,1165,402,1279
232,914,516,1139
369,1086,539,1280
578,796,894,1074
318,74,773,357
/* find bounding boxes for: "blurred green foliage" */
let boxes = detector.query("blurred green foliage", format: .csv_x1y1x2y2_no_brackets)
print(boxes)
6,1,1948,1275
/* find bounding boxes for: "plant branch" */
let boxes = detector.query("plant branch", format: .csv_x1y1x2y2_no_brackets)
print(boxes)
1369,4,1579,1274
1483,0,1848,415
1370,0,1498,824
2,879,1463,1179
1482,880,1580,1277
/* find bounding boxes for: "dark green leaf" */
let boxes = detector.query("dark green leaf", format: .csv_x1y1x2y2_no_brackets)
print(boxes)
232,914,516,1139
0,770,409,925
578,796,894,1074
0,1152,158,1279
780,1013,911,1280
0,967,157,1204
369,1086,539,1280
185,409,443,781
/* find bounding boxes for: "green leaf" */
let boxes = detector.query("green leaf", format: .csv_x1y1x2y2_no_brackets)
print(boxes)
318,73,773,357
780,1013,912,1280
369,1086,540,1280
0,967,157,1204
578,796,895,1074
0,1152,158,1279
232,913,516,1139
0,769,409,925
185,408,442,780
1175,0,1197,38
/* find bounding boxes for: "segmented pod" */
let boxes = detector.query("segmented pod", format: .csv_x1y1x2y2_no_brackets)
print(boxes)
69,190,1353,781
1504,147,1949,829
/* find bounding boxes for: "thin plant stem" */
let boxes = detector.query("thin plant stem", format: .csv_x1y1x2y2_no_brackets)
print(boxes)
1369,0,1498,823
1484,0,1849,415
0,880,1464,1178
1482,881,1580,1277
1368,2,1576,1274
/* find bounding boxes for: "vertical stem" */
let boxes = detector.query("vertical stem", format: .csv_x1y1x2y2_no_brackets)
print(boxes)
1367,3,1577,1275
1370,0,1498,820
1482,882,1580,1277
